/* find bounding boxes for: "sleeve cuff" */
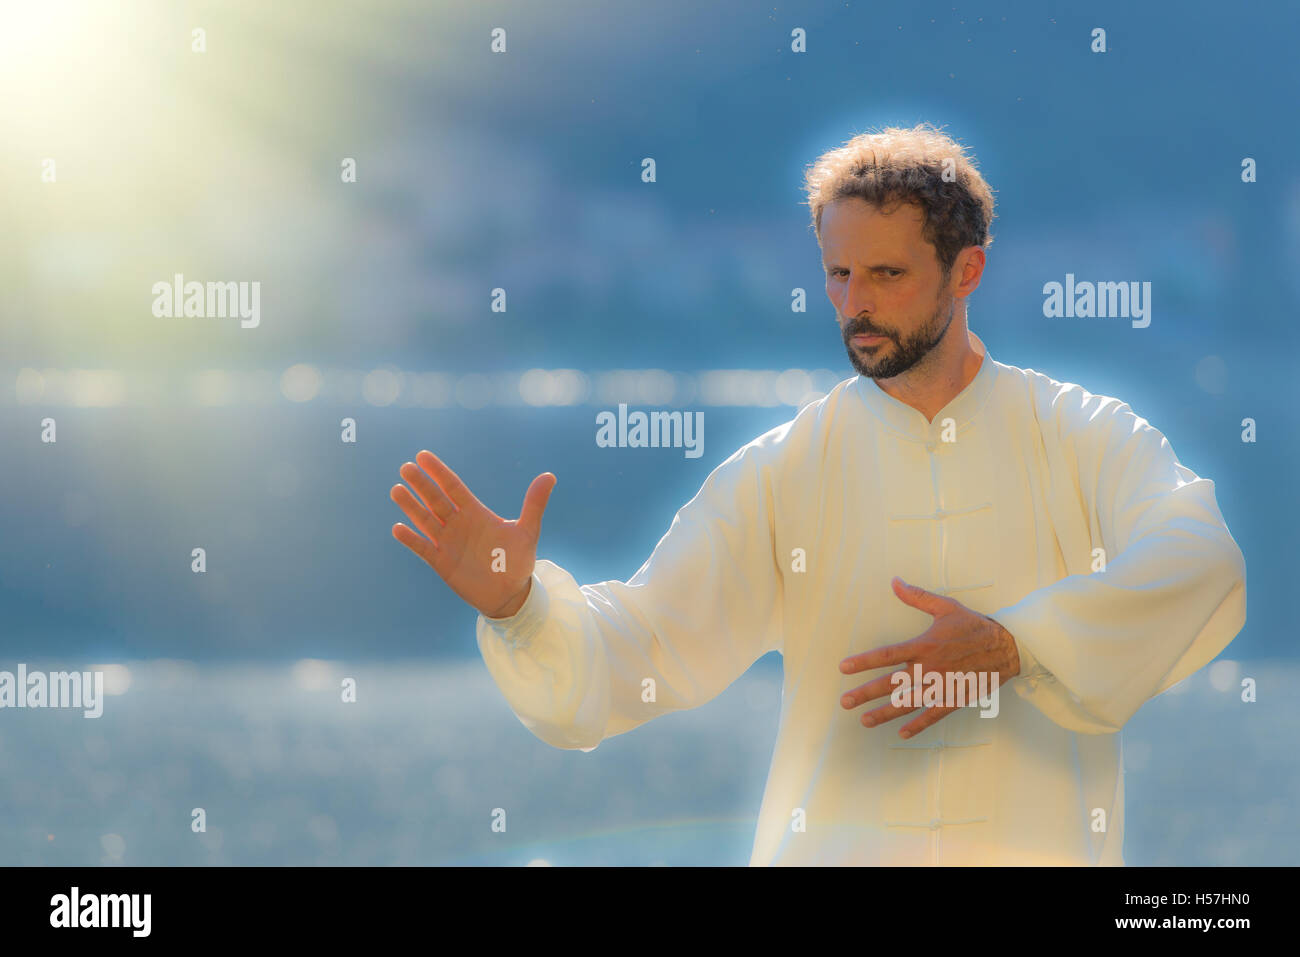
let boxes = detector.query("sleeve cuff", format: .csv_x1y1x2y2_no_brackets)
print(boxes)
986,591,1053,684
481,571,550,648
1013,634,1045,680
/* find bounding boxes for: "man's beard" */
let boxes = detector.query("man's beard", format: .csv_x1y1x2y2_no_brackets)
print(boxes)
841,287,956,380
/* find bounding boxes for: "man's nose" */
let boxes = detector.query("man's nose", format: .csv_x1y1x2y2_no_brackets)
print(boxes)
834,274,876,319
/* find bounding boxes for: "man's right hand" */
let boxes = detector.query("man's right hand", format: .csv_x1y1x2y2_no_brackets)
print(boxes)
390,450,557,619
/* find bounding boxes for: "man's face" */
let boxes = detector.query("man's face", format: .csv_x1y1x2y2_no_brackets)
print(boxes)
820,198,956,380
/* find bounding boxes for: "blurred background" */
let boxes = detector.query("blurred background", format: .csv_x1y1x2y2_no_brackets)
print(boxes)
0,0,1295,864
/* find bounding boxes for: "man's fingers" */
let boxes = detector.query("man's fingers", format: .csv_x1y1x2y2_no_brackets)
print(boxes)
841,640,915,675
390,484,444,543
415,450,476,509
518,472,557,539
890,576,955,617
860,699,920,728
392,522,439,567
841,666,917,710
399,461,456,524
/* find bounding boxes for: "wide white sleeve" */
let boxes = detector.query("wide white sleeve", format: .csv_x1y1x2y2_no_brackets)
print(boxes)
474,440,784,751
991,387,1247,734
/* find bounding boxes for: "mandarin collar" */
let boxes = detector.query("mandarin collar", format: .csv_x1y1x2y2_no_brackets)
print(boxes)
853,330,998,443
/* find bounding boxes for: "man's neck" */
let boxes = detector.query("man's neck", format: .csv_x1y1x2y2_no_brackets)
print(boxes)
873,322,984,424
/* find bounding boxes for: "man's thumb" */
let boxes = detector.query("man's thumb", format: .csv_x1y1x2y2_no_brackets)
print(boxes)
891,576,948,616
518,472,557,536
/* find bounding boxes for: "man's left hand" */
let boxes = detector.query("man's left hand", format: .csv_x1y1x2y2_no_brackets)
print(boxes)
839,577,1021,738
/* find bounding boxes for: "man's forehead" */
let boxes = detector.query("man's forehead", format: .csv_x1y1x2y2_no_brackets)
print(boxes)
821,201,925,261
821,199,926,256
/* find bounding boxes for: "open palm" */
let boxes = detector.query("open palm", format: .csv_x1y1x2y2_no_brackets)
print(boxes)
390,450,556,619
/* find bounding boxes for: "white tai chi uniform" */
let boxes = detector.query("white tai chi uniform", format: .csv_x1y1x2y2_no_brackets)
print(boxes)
476,331,1247,865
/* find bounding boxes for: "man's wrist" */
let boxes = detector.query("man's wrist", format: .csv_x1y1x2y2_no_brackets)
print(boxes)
1001,623,1045,681
487,579,532,620
482,571,550,648
989,617,1022,678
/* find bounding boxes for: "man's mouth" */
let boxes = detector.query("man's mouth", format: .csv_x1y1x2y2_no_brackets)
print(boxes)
851,334,888,346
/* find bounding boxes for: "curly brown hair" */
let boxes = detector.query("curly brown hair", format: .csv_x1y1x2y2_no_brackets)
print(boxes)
802,123,996,278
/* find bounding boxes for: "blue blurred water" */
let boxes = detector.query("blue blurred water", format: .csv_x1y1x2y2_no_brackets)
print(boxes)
1,656,1292,866
0,373,1284,663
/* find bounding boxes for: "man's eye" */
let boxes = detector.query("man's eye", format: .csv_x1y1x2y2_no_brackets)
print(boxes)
828,268,902,278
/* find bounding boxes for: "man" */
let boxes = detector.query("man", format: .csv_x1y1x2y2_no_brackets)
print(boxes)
389,124,1247,865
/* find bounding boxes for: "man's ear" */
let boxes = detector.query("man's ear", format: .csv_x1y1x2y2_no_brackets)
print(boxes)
952,246,986,298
